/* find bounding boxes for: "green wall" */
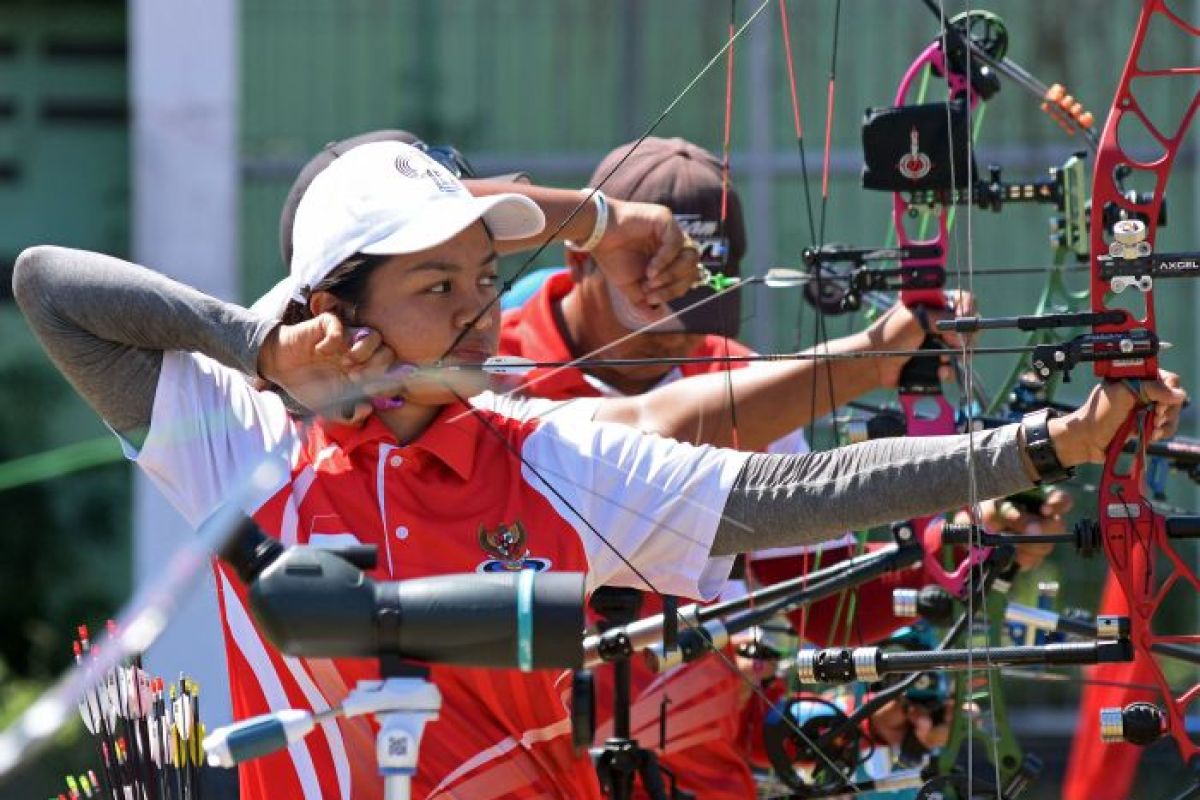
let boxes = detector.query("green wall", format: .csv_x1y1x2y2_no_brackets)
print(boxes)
0,3,130,797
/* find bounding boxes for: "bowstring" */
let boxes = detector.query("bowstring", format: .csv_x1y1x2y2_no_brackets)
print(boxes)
779,0,862,666
445,382,859,787
442,1,774,363
935,1,1008,795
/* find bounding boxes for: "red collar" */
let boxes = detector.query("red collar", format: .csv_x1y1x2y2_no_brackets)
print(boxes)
312,402,481,481
509,270,576,362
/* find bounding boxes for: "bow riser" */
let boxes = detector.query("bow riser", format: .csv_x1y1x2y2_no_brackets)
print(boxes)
1088,8,1199,380
1088,0,1200,770
891,37,994,600
893,40,969,314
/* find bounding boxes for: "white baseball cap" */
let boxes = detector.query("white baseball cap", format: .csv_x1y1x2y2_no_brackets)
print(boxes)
252,141,545,318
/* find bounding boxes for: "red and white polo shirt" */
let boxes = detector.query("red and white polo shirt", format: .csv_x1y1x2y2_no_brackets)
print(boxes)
132,349,747,800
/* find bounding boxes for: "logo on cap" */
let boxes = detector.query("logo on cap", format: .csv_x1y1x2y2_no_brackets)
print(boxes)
395,151,459,194
674,214,730,267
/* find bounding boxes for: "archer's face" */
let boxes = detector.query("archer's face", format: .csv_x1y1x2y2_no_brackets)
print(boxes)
576,262,705,388
357,221,502,368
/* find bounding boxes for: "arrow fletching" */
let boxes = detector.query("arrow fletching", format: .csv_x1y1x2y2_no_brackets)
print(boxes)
764,268,809,288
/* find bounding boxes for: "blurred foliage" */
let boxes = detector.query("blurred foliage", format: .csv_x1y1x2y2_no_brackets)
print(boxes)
0,354,131,796
0,662,95,800
0,355,130,681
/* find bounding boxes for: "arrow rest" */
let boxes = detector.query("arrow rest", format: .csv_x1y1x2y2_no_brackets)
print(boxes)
799,243,943,315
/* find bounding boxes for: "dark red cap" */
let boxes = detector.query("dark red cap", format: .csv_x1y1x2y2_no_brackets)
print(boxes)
590,137,746,336
589,136,746,275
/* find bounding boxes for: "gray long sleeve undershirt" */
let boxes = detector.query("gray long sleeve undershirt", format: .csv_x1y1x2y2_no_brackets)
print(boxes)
12,246,276,436
12,245,1035,557
712,426,1031,554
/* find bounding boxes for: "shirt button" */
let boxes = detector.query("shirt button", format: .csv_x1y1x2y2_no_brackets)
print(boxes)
395,525,409,540
389,455,404,468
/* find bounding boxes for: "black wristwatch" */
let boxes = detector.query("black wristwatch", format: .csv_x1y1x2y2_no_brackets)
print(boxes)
1021,408,1074,485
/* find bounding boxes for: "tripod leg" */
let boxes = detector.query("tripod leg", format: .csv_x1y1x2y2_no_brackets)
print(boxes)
636,750,695,800
596,742,637,800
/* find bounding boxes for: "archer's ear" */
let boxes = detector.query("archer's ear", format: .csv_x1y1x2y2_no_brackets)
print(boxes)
308,290,344,319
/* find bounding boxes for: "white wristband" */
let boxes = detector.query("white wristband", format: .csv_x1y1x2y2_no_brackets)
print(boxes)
565,189,609,252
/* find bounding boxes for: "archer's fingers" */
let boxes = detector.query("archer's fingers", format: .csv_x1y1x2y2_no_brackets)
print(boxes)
313,313,350,358
645,250,700,304
1040,488,1074,517
337,400,373,427
644,274,694,307
347,344,400,385
943,289,977,319
1142,377,1188,408
1154,371,1186,439
995,500,1027,531
1154,404,1182,441
361,363,419,399
923,306,966,349
643,215,687,280
937,365,955,383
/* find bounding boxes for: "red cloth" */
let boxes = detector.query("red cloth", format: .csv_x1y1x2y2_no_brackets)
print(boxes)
500,272,929,797
218,407,604,800
498,270,758,396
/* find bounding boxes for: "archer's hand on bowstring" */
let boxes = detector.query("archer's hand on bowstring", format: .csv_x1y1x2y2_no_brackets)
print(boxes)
862,290,977,390
589,199,702,314
258,315,486,425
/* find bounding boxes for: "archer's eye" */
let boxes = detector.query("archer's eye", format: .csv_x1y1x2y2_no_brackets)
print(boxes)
480,273,499,289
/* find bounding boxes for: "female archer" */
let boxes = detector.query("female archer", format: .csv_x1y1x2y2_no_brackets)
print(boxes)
13,141,1184,800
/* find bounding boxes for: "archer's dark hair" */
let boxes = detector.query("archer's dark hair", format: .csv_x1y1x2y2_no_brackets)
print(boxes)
279,254,391,327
